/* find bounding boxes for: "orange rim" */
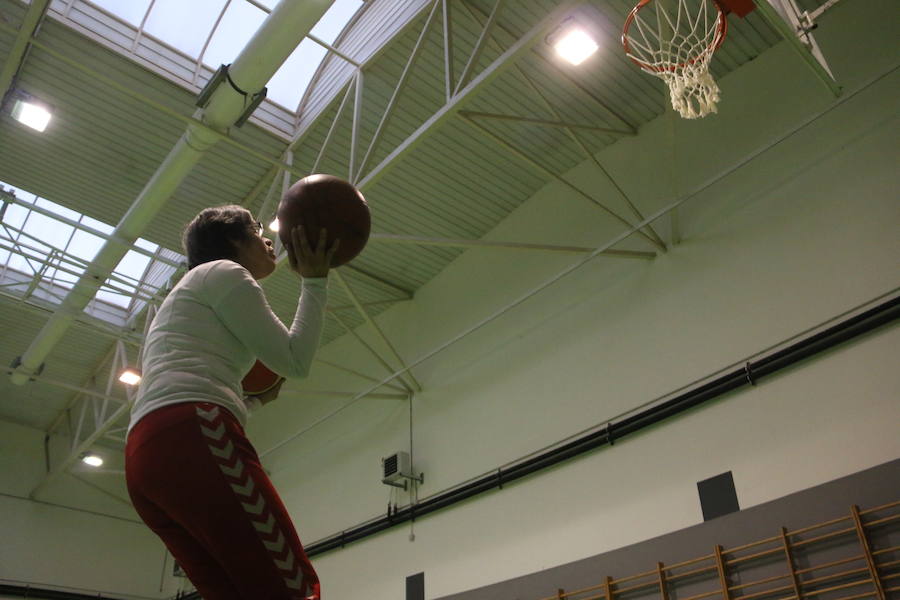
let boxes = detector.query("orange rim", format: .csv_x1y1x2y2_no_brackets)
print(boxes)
622,0,728,73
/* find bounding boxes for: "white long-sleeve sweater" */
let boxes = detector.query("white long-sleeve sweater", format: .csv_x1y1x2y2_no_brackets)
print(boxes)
128,259,327,432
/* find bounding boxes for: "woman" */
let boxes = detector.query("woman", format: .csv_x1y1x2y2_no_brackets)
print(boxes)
125,205,338,599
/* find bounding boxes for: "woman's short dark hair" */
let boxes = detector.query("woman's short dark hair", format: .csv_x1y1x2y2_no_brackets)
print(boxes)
183,205,256,270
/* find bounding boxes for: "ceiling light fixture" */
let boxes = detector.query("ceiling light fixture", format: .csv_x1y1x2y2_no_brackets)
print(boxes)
81,453,103,467
10,94,53,132
118,368,141,386
550,21,599,66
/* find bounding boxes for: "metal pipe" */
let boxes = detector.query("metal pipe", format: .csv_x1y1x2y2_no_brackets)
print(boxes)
302,295,899,556
9,0,338,386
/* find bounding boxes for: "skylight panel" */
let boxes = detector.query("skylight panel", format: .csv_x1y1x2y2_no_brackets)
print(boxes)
202,1,267,69
23,211,75,253
1,181,183,324
68,230,105,262
311,0,363,45
81,215,114,235
36,197,81,222
143,0,227,58
86,0,153,27
267,39,328,109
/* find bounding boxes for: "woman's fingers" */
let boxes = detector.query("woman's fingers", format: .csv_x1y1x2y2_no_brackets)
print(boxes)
325,238,341,264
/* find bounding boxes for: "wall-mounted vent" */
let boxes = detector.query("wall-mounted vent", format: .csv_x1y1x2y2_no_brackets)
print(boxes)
382,450,410,484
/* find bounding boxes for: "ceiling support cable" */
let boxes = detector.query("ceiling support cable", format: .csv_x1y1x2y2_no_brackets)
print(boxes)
356,0,581,193
0,0,51,102
9,0,339,387
458,113,665,253
353,0,442,185
70,473,132,507
514,67,667,250
342,264,414,299
333,270,421,392
313,358,408,394
330,311,413,395
369,233,654,259
456,111,634,136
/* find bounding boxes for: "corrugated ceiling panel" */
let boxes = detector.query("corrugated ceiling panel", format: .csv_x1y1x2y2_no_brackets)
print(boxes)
296,0,432,134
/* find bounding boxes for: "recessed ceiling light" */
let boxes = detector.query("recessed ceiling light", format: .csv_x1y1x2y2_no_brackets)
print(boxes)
12,99,52,132
555,28,598,66
81,453,103,467
118,368,142,386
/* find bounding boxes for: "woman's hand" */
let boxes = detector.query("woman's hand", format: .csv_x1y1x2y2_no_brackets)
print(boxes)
286,225,340,278
254,377,285,406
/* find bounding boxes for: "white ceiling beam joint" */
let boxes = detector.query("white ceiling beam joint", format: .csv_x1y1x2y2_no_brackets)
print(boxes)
458,113,665,253
354,0,442,185
330,311,413,395
333,270,421,392
357,0,582,193
512,67,666,250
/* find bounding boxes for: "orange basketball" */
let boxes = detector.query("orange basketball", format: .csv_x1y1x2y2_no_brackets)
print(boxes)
276,174,371,267
241,360,282,396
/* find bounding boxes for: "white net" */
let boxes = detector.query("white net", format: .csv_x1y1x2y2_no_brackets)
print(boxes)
623,0,727,119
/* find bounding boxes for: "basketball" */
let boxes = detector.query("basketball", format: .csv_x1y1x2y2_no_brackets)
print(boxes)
242,360,282,396
277,174,371,267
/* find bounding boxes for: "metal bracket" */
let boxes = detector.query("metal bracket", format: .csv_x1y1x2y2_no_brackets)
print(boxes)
745,361,757,386
195,63,266,128
382,471,425,491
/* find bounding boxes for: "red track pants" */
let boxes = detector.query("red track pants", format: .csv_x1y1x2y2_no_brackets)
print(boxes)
125,402,320,599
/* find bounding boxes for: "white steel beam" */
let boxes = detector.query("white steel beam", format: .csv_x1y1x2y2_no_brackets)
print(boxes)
314,358,409,394
333,270,422,392
512,67,666,249
354,0,442,183
0,0,51,100
10,0,338,386
330,311,414,395
458,113,666,252
357,0,580,192
260,52,885,459
453,0,506,95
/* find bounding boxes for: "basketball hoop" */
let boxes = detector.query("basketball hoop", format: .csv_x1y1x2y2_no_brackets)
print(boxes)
622,0,728,119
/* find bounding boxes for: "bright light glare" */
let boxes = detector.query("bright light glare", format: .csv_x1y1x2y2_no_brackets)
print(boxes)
555,29,598,66
12,100,52,132
119,369,142,386
269,218,280,232
82,454,103,467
